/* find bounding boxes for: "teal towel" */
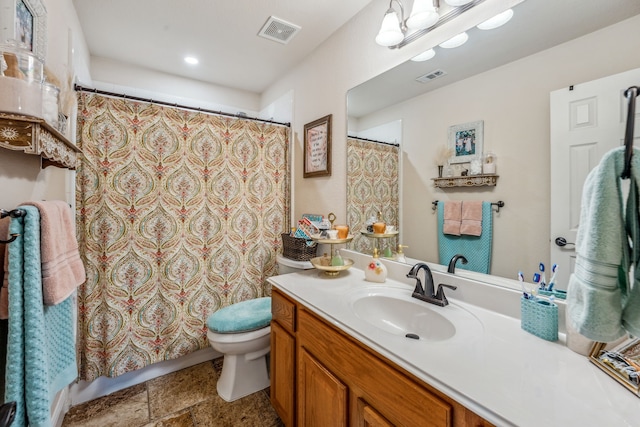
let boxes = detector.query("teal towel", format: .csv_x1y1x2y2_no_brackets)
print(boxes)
5,206,78,427
567,147,640,342
437,202,493,274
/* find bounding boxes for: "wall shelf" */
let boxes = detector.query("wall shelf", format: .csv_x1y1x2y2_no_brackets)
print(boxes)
0,112,81,170
432,174,499,188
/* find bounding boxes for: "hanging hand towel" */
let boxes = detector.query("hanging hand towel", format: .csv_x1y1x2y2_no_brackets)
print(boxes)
566,146,638,342
460,201,483,236
5,205,78,427
0,216,9,319
443,201,462,236
22,200,86,305
438,202,493,274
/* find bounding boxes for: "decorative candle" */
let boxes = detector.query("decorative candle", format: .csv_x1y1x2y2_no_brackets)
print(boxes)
335,225,349,239
483,152,497,174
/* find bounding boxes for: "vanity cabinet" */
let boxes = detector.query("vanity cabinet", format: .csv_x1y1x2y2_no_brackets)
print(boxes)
270,288,493,427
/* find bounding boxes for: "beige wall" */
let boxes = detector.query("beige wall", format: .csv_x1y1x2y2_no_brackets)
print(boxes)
351,15,640,278
0,0,90,208
260,0,521,226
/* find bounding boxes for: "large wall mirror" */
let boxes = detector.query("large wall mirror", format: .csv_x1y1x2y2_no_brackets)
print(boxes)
346,0,640,287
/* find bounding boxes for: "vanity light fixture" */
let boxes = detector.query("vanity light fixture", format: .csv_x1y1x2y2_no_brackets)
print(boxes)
443,0,474,6
411,48,436,62
375,0,441,47
184,56,199,65
438,32,468,48
477,9,514,30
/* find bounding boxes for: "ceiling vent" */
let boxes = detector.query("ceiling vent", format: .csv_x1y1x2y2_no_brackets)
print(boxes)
258,16,301,44
416,69,447,83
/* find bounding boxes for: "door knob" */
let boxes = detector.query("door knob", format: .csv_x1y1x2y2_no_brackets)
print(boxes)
555,237,575,247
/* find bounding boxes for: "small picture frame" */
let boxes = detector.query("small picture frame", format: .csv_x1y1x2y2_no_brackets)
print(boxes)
304,114,332,178
448,120,484,164
590,337,640,396
0,0,47,58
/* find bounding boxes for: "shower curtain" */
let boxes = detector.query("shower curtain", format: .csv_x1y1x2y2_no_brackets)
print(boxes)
75,93,289,380
346,137,399,254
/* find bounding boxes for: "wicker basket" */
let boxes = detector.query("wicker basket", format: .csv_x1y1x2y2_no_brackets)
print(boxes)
281,233,317,261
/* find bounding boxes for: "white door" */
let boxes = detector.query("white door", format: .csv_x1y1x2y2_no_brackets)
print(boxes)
550,68,640,288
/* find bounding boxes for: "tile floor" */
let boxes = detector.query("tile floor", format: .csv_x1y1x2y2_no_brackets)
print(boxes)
61,358,283,427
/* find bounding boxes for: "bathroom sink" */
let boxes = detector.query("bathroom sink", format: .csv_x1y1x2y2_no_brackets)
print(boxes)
349,287,483,342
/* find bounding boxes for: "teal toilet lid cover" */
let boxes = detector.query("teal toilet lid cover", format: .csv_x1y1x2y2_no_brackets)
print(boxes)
207,297,272,333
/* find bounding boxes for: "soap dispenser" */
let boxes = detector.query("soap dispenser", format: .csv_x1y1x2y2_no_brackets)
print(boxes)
395,244,408,263
365,248,387,283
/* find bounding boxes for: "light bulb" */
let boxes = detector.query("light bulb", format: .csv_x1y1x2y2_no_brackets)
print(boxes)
477,9,514,30
411,49,436,62
407,0,439,30
376,9,404,47
439,32,468,49
184,56,199,65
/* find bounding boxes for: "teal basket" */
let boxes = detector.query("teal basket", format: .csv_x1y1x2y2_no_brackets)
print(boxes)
520,296,558,341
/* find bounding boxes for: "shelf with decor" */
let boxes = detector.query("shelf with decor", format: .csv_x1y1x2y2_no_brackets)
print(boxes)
432,174,499,188
0,112,81,170
308,234,354,276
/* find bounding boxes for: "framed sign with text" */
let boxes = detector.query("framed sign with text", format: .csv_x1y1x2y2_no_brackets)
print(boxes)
304,114,332,178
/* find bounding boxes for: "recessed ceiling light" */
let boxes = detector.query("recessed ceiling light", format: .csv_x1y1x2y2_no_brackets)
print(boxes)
184,56,199,65
411,49,436,62
477,9,514,30
439,32,468,49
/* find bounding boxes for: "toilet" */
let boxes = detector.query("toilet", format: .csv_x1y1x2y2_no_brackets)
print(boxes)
206,256,313,402
207,297,272,402
276,254,314,274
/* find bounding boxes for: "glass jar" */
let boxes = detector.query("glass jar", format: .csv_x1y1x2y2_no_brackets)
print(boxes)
0,43,44,118
42,83,60,127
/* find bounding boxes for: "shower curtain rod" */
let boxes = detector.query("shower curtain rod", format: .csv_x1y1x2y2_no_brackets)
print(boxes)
74,84,291,127
347,134,399,147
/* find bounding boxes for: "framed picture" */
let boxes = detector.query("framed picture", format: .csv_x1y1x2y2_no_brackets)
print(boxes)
0,0,47,58
304,114,332,178
590,337,640,396
448,120,484,164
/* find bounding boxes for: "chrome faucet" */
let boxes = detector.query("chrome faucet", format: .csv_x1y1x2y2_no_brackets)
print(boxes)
406,262,457,307
447,254,468,274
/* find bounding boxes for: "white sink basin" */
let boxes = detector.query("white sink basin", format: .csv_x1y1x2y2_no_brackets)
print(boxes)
349,287,483,342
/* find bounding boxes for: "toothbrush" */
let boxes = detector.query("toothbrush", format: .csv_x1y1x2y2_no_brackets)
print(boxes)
548,264,558,291
518,271,530,299
538,263,547,290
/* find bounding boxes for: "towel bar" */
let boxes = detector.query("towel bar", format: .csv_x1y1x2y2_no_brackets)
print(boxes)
1,209,27,244
432,200,504,213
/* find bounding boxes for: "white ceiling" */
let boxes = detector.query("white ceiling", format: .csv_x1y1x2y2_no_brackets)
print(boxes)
72,0,374,94
72,0,640,112
349,0,640,118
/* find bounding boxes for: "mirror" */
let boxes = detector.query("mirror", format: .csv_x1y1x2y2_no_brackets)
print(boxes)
347,0,640,283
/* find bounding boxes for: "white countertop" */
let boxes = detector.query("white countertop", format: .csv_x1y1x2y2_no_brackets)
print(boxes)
268,265,640,427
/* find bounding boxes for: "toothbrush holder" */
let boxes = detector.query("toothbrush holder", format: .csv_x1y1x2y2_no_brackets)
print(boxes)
520,296,558,341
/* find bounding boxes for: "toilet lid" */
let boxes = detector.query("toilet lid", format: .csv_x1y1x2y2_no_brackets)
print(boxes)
207,297,272,333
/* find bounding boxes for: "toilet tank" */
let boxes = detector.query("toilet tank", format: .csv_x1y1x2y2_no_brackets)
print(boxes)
276,255,314,275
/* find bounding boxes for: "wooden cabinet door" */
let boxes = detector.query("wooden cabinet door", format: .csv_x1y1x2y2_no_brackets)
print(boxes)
357,399,394,427
270,321,295,426
298,347,348,427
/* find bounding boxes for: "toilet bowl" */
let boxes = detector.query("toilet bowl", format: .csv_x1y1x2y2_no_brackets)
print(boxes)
207,297,272,402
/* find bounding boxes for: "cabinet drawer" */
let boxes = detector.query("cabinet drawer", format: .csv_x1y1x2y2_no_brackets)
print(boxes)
272,289,296,333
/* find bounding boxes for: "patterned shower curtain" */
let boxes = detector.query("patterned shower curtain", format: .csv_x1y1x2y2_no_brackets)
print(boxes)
75,93,289,380
346,137,399,254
